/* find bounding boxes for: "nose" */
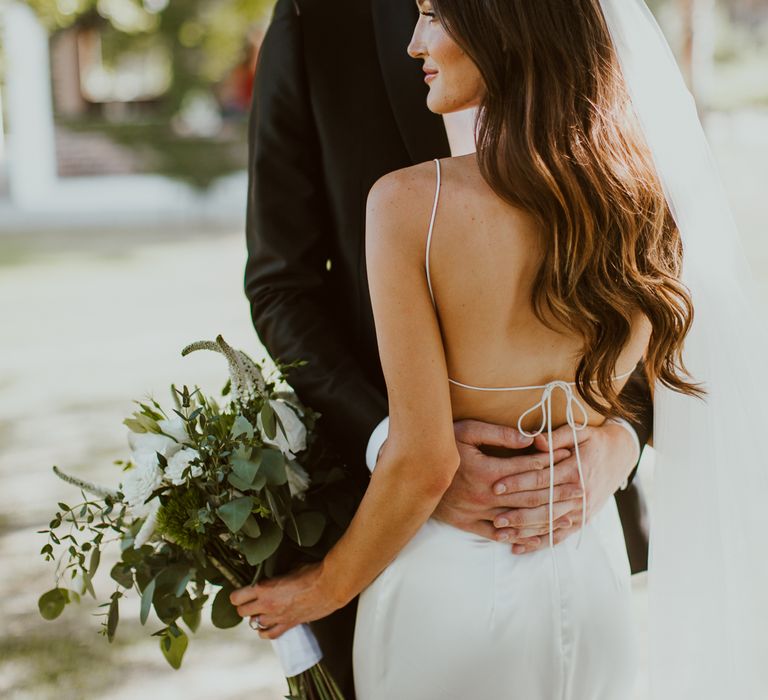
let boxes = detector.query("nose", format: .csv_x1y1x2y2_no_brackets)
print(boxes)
407,16,427,59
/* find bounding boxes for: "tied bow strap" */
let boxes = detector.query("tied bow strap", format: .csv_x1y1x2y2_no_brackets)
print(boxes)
516,381,589,550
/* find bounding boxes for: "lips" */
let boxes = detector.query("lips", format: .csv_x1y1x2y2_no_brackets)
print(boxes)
423,68,438,84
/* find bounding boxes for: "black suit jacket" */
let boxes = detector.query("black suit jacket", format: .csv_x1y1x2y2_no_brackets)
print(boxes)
245,0,652,695
245,0,450,474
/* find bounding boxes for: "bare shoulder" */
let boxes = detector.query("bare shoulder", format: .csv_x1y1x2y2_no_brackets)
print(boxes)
366,160,441,258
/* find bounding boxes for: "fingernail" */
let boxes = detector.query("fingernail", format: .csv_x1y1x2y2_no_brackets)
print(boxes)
512,545,525,554
496,518,509,528
575,490,584,497
498,533,510,542
494,484,507,495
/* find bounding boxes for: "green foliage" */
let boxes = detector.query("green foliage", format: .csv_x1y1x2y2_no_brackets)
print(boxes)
155,487,207,550
38,337,353,675
211,587,242,629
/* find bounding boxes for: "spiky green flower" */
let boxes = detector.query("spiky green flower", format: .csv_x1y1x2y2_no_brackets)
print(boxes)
156,488,207,550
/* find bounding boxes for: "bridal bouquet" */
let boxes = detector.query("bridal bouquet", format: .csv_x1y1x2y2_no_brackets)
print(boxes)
37,336,354,700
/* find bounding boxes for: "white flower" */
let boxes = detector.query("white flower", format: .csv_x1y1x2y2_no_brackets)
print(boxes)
122,452,163,519
259,399,307,458
286,460,310,499
134,500,161,548
158,416,188,444
164,447,202,485
127,416,188,460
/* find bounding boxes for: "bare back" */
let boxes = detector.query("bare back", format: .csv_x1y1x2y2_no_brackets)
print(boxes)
423,156,650,433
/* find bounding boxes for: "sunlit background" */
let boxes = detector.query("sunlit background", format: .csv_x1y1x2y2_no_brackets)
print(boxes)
0,1,766,698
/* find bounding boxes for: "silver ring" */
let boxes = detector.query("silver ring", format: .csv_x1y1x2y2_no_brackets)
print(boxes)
249,615,268,631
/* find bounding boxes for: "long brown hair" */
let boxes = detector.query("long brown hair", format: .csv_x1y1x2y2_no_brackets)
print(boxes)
431,0,701,416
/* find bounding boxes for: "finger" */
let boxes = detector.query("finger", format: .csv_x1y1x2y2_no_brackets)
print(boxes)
236,601,264,619
493,461,583,495
230,585,260,607
251,613,279,628
493,516,572,543
494,499,583,529
493,482,584,509
259,623,293,641
533,425,592,453
511,522,584,553
489,449,571,494
454,420,533,450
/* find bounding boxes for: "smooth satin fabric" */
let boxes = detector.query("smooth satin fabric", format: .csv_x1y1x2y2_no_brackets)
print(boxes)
353,497,638,699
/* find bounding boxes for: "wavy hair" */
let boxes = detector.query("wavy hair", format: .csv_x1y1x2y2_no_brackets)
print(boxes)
431,0,701,416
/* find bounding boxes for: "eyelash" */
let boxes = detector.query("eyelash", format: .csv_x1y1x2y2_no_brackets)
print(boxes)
419,10,437,22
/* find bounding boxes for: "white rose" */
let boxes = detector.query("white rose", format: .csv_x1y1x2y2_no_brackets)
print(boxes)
164,447,202,486
122,452,163,519
259,400,307,458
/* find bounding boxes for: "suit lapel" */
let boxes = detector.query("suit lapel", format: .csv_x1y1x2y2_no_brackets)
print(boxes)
371,0,450,163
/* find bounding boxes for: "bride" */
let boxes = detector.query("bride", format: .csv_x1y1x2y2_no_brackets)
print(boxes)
232,0,768,697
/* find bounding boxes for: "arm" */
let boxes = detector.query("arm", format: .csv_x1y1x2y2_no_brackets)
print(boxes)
245,0,387,471
232,169,460,636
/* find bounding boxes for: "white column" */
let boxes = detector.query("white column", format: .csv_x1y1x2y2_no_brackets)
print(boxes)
3,1,58,208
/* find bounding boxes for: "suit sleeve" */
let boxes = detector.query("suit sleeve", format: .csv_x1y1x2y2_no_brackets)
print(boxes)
244,0,387,472
618,362,653,485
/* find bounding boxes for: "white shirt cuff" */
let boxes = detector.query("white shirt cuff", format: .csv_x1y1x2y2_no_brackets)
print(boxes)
605,416,641,490
365,417,389,474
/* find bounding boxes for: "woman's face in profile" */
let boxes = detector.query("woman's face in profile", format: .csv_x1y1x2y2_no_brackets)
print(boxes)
407,0,485,115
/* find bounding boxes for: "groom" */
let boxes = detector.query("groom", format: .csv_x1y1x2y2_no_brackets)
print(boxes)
244,0,653,695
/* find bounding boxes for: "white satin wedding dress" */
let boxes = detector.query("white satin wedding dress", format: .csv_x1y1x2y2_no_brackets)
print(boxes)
352,159,639,700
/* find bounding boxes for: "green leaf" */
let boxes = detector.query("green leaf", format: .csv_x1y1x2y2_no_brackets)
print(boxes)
216,496,253,533
240,520,282,566
160,625,189,670
140,577,157,625
107,594,120,642
287,511,327,548
231,415,254,440
123,418,148,433
241,515,261,538
110,562,134,589
89,547,101,580
260,449,287,486
227,472,253,491
38,588,68,621
211,587,242,629
231,456,260,484
182,606,202,633
260,402,277,440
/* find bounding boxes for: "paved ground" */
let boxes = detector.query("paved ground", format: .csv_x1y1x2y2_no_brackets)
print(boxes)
1,112,766,699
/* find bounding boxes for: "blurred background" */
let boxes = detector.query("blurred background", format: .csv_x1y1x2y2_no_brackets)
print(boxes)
0,1,766,698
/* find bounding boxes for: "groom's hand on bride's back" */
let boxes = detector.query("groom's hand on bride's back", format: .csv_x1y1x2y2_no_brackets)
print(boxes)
432,419,638,554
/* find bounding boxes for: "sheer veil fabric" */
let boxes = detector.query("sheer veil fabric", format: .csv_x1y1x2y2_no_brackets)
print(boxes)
598,1,768,696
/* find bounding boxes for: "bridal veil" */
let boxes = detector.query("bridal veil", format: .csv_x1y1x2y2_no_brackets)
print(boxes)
598,0,768,696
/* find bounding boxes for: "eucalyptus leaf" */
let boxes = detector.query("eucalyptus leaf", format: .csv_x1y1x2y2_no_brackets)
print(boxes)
89,547,101,580
110,562,134,589
231,457,260,484
260,402,277,440
107,594,120,642
227,472,254,491
240,520,282,566
216,497,253,533
182,606,202,633
160,625,189,670
211,587,242,629
140,577,157,625
231,415,254,440
241,516,261,538
260,449,287,486
38,588,68,621
287,511,327,548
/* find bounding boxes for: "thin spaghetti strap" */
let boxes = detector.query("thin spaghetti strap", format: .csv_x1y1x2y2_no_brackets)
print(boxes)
425,158,442,310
